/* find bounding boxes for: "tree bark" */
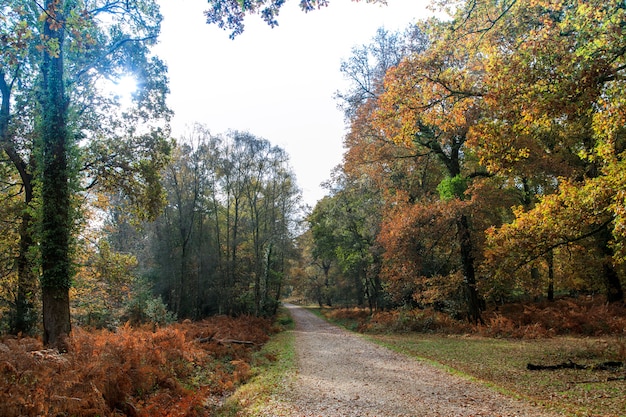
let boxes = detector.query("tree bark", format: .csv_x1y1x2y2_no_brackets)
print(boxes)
13,208,38,334
40,0,72,349
42,287,71,351
546,250,554,302
457,214,483,325
598,224,624,303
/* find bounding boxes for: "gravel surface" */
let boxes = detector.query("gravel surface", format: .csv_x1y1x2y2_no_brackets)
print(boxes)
260,303,561,417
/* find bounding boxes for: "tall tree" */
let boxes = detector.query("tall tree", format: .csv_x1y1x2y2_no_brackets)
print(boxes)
0,0,170,346
0,2,39,334
373,18,488,323
39,0,72,349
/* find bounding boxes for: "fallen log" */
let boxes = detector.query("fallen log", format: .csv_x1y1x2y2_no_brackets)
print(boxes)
195,332,255,345
218,339,255,345
527,360,623,371
195,331,218,343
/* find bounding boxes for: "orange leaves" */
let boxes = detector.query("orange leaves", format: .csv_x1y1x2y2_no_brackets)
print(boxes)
378,198,465,304
340,0,626,309
375,47,482,150
0,317,272,417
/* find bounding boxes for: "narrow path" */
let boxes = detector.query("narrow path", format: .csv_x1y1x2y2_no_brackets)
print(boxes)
270,303,560,417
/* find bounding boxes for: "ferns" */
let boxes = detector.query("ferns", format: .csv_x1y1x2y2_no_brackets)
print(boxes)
0,316,272,416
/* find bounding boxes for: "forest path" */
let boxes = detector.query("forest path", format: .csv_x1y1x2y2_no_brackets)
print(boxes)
264,303,561,417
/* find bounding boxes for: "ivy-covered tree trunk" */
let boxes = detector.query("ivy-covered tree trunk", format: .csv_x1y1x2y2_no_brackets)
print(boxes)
13,204,38,334
40,0,72,349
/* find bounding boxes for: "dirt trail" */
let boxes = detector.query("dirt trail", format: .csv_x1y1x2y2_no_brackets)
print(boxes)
263,303,561,417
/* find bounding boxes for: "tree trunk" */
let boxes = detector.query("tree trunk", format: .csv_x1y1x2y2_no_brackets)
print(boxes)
598,224,624,303
546,250,555,302
457,214,483,325
42,287,71,351
602,262,623,303
12,208,38,334
1,73,38,335
323,260,332,306
40,0,72,349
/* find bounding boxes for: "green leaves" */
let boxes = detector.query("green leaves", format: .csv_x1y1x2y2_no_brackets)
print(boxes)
437,175,468,201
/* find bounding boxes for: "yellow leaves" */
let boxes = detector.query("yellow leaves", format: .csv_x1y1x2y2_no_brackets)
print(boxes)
484,172,622,285
374,37,484,151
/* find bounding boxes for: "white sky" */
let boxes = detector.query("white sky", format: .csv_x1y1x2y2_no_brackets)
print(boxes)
154,0,435,207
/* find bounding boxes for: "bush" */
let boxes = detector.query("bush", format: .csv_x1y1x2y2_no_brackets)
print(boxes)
145,296,177,326
323,296,626,339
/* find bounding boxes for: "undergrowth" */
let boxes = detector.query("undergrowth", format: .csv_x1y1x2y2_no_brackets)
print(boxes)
323,297,626,338
0,316,273,417
217,309,296,416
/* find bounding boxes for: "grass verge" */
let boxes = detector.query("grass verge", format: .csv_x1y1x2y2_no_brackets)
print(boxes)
217,309,297,417
314,307,626,417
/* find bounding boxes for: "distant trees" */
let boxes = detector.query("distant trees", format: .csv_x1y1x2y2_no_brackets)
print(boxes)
307,172,385,310
138,127,301,318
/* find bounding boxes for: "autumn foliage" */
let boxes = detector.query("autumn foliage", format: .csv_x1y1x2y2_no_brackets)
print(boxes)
0,316,271,417
299,0,626,327
324,297,626,339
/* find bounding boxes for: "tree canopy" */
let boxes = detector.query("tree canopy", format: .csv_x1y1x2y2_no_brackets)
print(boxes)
303,0,626,318
205,0,387,38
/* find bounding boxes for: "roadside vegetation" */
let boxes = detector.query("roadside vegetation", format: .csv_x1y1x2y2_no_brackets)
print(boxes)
217,310,296,417
0,316,278,417
313,298,626,417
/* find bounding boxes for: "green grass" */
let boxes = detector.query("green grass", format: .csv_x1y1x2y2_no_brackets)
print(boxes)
217,309,297,417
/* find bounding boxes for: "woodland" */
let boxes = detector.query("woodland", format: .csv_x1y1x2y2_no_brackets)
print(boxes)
1,0,626,415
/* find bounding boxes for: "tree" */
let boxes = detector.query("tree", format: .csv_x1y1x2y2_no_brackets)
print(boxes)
205,0,387,38
0,0,171,346
38,0,73,349
373,18,489,323
147,127,300,317
308,171,385,310
336,26,427,121
1,1,40,335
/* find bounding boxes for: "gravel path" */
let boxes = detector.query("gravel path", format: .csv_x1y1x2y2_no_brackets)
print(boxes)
262,303,561,417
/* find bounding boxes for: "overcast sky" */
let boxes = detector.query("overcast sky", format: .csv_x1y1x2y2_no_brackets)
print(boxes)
154,0,435,206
